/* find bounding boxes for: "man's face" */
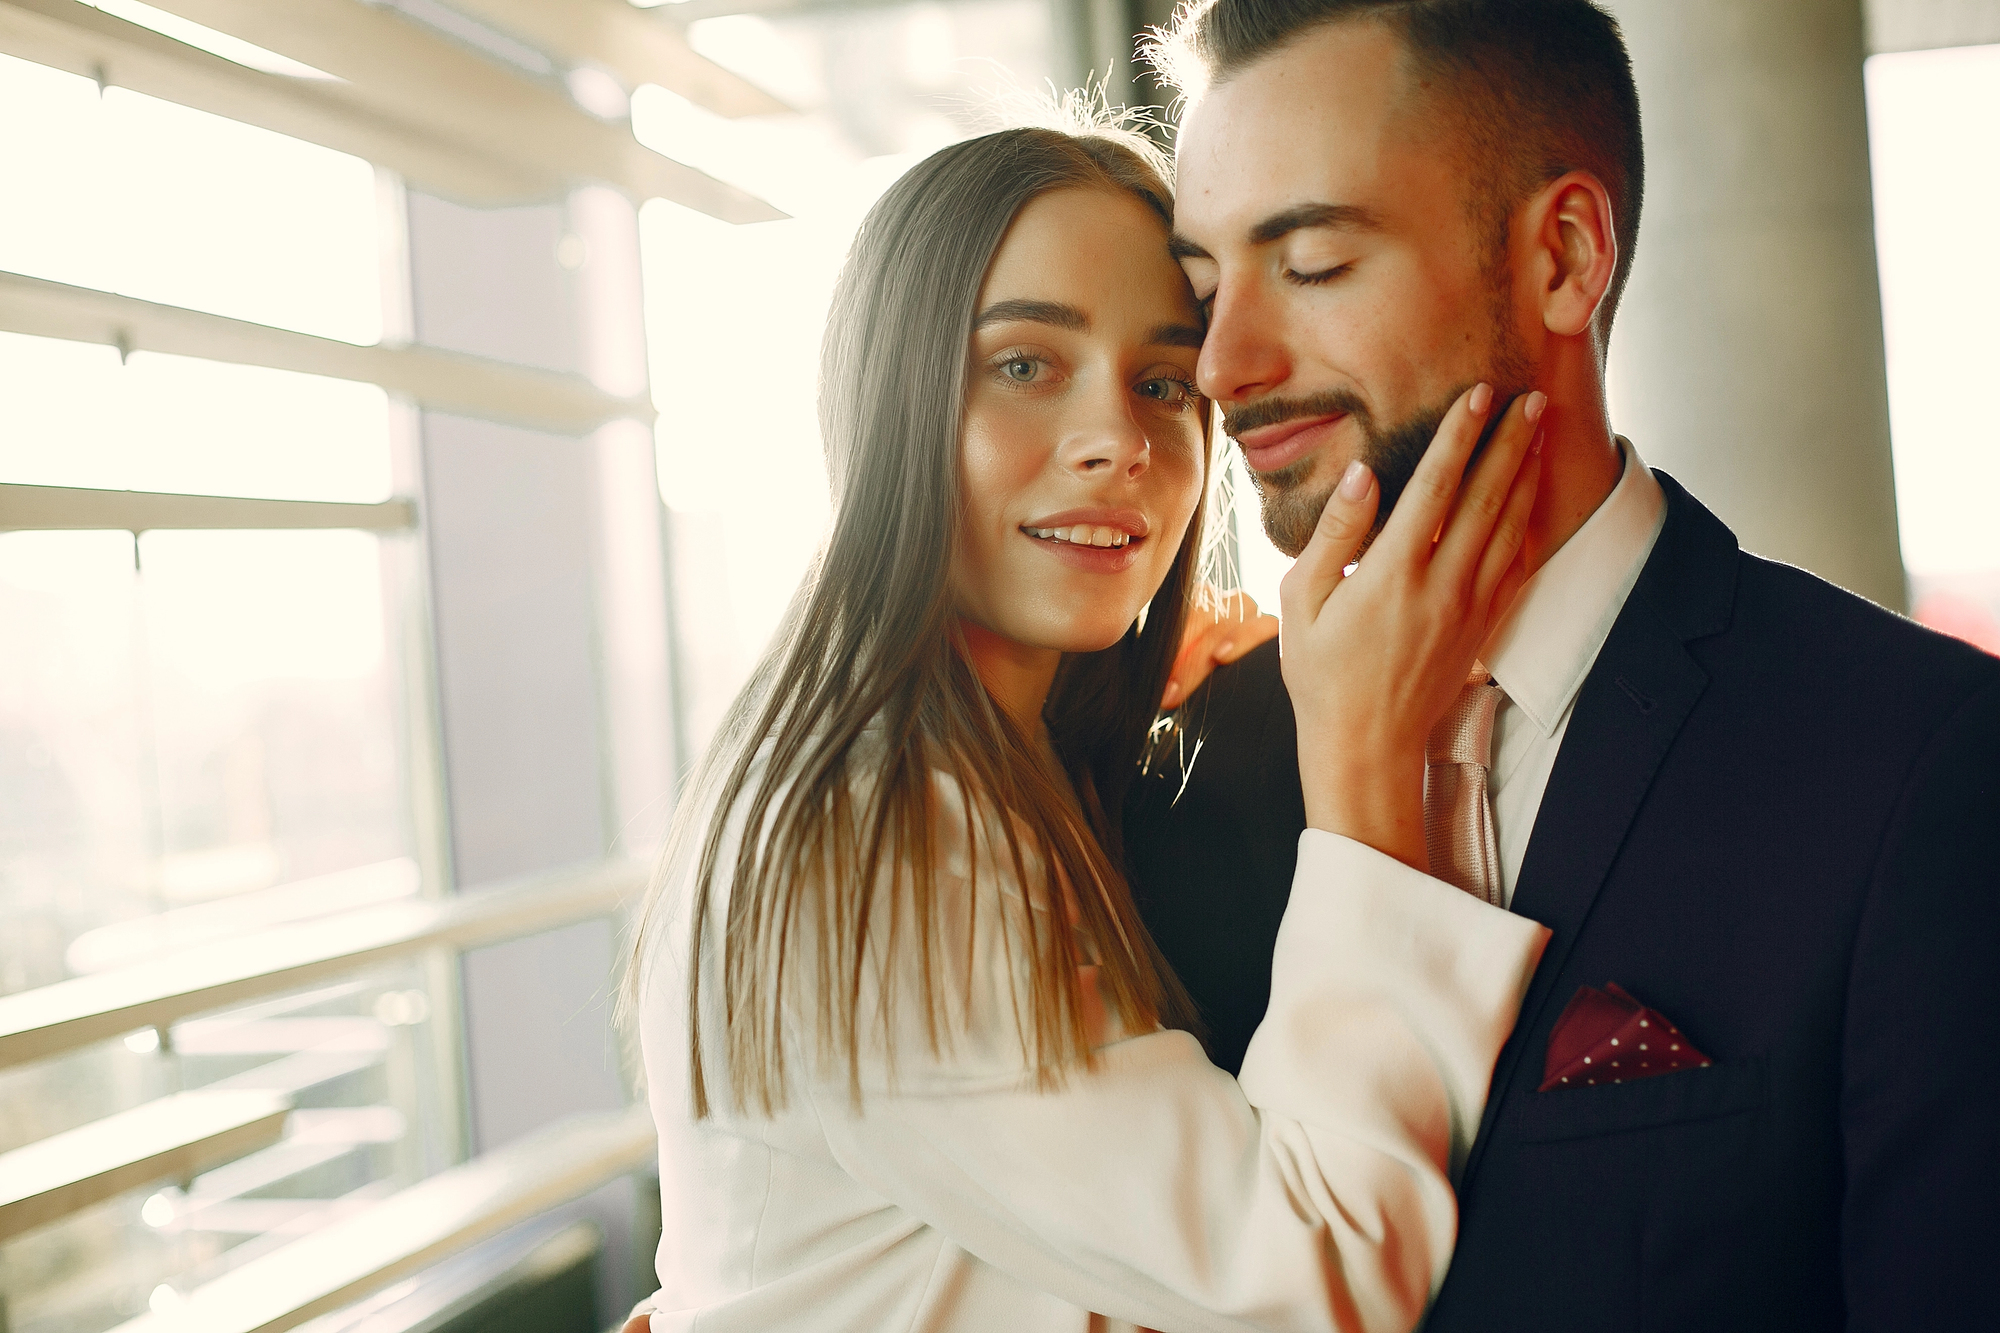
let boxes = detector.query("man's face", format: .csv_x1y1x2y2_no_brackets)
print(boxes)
1172,20,1534,555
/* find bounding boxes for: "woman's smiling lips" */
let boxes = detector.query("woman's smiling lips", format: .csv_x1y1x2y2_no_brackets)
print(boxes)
1019,507,1148,573
1233,412,1349,474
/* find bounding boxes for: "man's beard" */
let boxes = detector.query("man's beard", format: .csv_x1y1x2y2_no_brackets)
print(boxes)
1226,387,1456,558
1224,316,1535,559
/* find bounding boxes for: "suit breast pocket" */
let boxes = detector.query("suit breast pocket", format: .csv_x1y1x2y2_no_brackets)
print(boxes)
1503,1056,1768,1143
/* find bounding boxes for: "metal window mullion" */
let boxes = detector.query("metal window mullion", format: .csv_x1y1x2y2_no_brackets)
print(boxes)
0,271,657,435
0,483,418,533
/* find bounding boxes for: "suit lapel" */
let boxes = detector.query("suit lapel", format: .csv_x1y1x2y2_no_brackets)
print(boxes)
1458,471,1738,1187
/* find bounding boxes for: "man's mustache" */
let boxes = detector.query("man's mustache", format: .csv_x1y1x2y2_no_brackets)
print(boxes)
1220,388,1370,440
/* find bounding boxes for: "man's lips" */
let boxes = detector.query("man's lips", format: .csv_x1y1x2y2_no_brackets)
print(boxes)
1232,413,1348,474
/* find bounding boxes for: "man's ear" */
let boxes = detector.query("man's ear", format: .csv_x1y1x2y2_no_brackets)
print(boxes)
1529,171,1617,340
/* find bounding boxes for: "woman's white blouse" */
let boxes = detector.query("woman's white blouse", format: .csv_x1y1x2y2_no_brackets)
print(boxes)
632,770,1549,1333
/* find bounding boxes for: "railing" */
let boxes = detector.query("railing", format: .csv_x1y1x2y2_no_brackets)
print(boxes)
106,1104,657,1333
0,859,645,1071
0,858,658,1333
0,1090,292,1244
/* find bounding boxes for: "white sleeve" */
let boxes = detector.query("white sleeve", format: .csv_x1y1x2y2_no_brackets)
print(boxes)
807,827,1549,1333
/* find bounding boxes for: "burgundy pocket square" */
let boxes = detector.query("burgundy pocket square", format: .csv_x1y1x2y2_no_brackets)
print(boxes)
1539,982,1713,1092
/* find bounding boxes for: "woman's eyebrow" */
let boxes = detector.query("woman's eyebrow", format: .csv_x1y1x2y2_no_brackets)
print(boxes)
1148,322,1205,349
973,299,1089,331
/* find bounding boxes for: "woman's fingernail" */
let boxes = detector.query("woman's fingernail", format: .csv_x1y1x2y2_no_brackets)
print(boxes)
1524,391,1548,424
1531,427,1545,455
1216,639,1239,662
1338,459,1371,500
1470,383,1493,415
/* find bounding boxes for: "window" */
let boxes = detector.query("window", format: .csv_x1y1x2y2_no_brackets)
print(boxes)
1865,41,2000,651
637,0,1064,749
0,54,454,1332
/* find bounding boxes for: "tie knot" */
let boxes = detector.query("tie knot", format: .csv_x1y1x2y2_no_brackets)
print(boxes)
1428,679,1505,768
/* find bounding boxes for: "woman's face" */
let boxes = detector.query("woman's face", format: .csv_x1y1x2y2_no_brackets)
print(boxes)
953,185,1208,657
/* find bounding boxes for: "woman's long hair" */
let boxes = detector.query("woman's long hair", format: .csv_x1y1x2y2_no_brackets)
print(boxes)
629,123,1207,1119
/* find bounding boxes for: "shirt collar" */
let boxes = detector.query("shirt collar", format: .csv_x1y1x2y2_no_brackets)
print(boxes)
1481,439,1667,736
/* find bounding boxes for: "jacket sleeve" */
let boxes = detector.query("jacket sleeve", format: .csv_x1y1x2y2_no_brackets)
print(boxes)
808,810,1549,1333
1842,673,2000,1329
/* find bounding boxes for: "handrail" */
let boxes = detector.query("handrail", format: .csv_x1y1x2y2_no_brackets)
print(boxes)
0,1089,292,1243
0,271,657,435
108,1104,658,1333
0,859,648,1072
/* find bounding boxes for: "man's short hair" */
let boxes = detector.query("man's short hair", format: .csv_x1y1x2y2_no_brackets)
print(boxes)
1150,0,1644,336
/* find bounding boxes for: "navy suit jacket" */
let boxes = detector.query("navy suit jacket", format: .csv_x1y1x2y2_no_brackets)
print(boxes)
1124,473,2000,1330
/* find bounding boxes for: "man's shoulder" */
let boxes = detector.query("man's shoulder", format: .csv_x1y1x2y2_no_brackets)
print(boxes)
1205,633,1288,705
1128,635,1301,827
1174,635,1294,763
1721,550,2000,709
1639,472,2000,717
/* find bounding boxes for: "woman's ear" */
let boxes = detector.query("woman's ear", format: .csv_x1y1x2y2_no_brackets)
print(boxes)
1530,171,1618,341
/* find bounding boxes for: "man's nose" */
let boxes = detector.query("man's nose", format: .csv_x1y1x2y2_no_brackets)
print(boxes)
1198,277,1291,405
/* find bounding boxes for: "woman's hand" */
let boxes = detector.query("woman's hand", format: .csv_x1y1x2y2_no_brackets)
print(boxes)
1162,589,1281,709
1278,383,1544,869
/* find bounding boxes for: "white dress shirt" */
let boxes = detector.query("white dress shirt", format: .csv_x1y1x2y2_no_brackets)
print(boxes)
634,744,1549,1333
1480,441,1667,907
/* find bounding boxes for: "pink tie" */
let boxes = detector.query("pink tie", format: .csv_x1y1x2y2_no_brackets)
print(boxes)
1424,673,1506,906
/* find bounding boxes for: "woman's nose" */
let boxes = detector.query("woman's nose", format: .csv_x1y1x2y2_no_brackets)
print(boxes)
1059,388,1150,479
1198,278,1291,405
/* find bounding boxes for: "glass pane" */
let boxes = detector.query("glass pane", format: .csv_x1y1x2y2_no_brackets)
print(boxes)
0,525,421,994
0,333,393,502
0,530,441,1333
636,0,1057,751
139,529,404,892
1865,43,2000,652
0,532,149,995
0,52,382,345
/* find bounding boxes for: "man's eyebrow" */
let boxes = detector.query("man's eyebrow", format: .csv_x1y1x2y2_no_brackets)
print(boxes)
1248,202,1386,247
973,299,1088,331
1167,234,1210,262
1147,322,1206,350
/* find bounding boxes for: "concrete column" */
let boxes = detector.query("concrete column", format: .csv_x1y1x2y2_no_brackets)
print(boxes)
1604,0,1907,610
406,186,671,1320
1050,0,1179,110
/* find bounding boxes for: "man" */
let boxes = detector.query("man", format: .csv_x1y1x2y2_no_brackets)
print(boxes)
1123,1,2000,1328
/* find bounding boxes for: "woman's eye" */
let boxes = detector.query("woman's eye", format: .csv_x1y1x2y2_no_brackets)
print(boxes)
997,357,1044,384
1137,376,1197,408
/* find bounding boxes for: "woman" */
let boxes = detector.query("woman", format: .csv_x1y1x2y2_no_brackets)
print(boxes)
624,123,1549,1333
